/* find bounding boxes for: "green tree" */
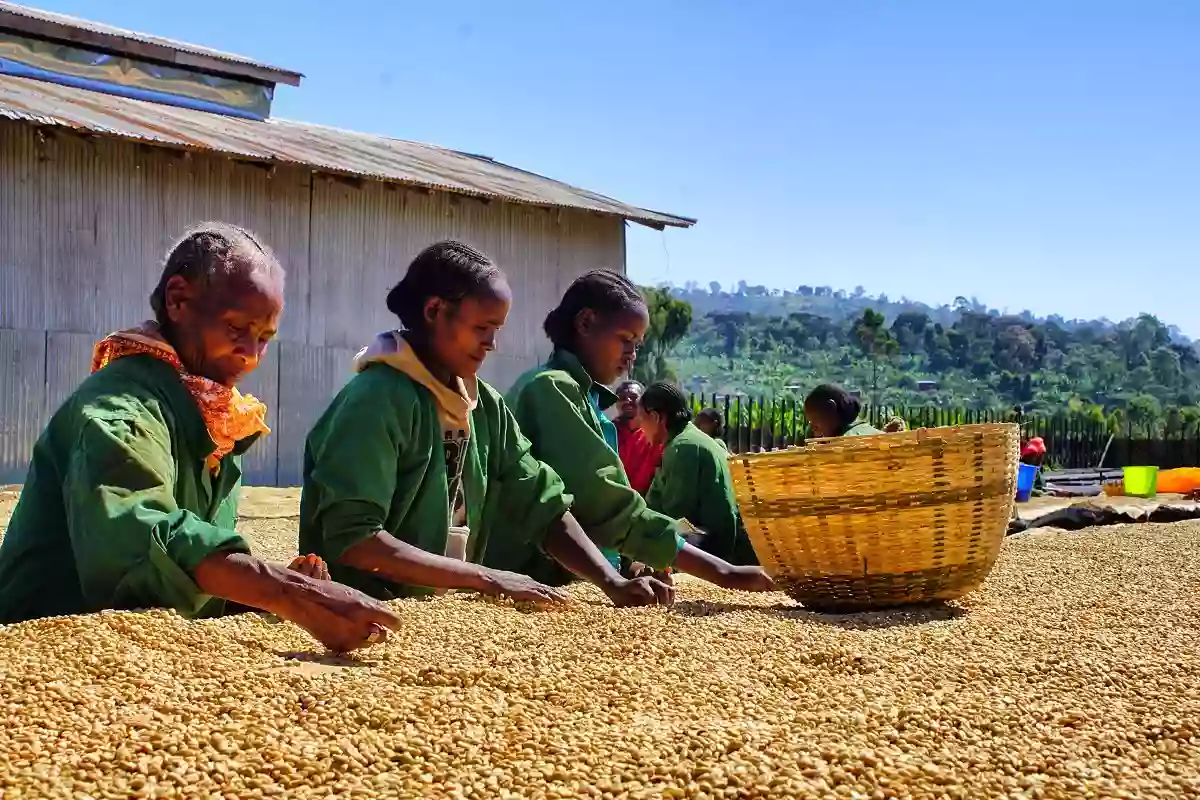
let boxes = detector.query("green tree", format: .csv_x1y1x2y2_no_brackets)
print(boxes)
1126,394,1164,434
993,324,1038,374
664,281,1197,428
1180,406,1200,435
851,309,899,405
891,311,931,354
709,312,750,366
633,286,693,383
1151,347,1183,388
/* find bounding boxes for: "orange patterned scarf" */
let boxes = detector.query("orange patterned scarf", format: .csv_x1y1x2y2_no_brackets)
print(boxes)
91,322,270,473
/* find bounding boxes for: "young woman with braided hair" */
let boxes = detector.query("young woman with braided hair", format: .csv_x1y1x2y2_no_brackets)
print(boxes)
494,269,773,593
803,384,881,438
636,382,759,566
299,242,670,609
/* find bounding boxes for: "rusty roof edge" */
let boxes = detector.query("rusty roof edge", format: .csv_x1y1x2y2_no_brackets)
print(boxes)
634,207,698,226
240,116,695,228
0,2,303,86
448,148,696,229
267,116,450,149
0,103,693,229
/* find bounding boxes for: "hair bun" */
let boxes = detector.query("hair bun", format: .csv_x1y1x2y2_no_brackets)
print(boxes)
385,282,405,317
642,381,692,430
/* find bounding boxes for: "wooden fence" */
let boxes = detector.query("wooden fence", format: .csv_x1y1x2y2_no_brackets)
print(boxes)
689,394,1200,470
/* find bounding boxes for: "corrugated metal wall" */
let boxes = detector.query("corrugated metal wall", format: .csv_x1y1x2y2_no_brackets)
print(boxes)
0,121,626,484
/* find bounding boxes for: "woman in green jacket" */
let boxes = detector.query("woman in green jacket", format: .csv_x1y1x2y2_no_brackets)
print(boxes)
0,223,399,653
495,269,773,593
804,384,881,438
636,383,759,566
299,242,670,608
694,408,730,451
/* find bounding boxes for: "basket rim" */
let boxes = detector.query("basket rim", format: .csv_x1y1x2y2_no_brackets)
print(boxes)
729,422,1019,463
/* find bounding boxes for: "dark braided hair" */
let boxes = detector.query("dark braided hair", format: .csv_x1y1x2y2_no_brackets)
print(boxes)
150,222,282,325
804,383,862,435
543,268,646,350
641,382,693,435
386,241,502,332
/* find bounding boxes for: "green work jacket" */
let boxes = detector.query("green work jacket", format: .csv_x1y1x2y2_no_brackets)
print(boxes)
299,363,571,599
645,422,757,565
0,356,251,624
843,421,882,436
502,350,683,571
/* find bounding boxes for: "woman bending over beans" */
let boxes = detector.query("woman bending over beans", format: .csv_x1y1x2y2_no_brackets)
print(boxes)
635,382,760,567
0,223,400,653
490,269,774,594
299,242,671,608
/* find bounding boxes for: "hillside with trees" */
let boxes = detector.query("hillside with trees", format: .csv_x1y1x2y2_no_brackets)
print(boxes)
635,282,1200,432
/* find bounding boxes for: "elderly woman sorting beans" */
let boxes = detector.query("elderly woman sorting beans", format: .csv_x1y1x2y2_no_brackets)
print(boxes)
0,223,400,653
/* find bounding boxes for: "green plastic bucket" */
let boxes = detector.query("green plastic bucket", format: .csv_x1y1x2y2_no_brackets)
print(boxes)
1123,466,1159,498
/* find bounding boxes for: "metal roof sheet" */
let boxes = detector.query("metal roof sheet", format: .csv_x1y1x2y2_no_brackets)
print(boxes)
0,74,695,229
0,1,303,86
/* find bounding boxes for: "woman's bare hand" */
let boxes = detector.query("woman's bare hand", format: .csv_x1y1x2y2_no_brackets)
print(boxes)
479,569,571,605
276,577,402,653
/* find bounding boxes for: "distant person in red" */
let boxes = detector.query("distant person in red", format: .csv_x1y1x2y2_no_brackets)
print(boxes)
1021,436,1046,464
613,380,664,495
1020,436,1047,496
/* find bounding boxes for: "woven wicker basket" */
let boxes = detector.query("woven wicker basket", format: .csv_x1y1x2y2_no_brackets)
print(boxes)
728,423,1019,612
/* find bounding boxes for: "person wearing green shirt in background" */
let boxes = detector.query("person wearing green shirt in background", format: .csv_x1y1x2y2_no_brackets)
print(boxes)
694,408,730,452
495,268,774,594
299,241,671,608
804,384,882,438
0,223,400,654
636,382,759,566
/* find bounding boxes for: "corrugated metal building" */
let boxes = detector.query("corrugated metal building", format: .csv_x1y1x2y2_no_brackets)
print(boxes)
0,3,693,485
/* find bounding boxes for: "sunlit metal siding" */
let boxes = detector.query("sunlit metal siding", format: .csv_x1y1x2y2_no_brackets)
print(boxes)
0,121,630,485
0,329,46,483
0,125,314,342
274,342,358,488
237,344,279,487
44,331,94,415
0,122,43,332
304,176,625,354
40,129,131,335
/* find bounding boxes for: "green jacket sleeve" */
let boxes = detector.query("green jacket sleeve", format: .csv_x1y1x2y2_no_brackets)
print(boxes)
306,381,408,560
649,439,742,561
64,411,250,618
489,395,573,549
516,375,682,569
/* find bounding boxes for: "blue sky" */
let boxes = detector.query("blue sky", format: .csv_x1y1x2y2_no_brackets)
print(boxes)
34,1,1200,332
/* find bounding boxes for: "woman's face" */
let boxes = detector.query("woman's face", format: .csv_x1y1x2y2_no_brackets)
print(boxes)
804,400,840,439
425,277,512,380
574,305,649,386
164,261,284,388
635,398,668,446
616,382,644,422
